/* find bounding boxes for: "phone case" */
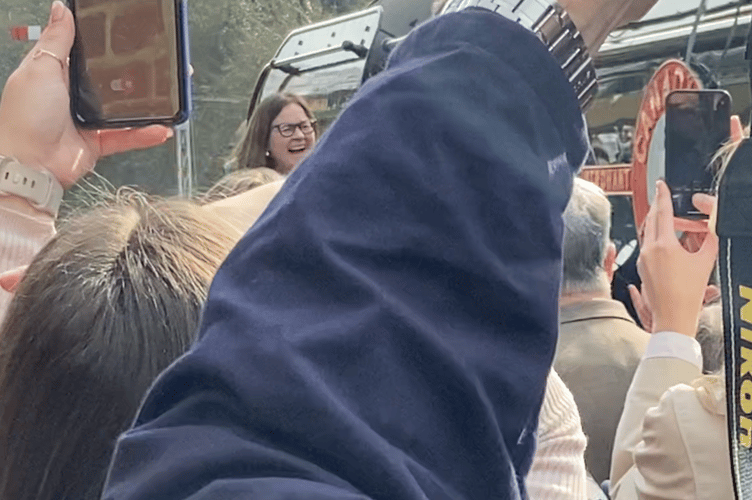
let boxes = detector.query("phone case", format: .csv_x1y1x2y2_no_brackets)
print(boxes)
68,0,191,129
665,89,731,219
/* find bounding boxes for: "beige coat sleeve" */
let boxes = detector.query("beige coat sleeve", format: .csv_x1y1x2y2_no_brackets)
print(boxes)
610,358,701,498
629,391,696,500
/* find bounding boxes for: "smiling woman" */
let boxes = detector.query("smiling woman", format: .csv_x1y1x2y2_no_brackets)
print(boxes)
226,92,319,175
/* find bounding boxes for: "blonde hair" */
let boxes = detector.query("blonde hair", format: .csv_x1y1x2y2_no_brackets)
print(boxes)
200,167,283,204
692,373,726,416
711,125,751,191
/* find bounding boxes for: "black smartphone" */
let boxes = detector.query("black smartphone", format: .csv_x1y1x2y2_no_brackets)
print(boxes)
68,0,191,128
665,89,731,219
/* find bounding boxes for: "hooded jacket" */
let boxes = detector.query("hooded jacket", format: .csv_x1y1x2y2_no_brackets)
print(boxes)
104,9,589,500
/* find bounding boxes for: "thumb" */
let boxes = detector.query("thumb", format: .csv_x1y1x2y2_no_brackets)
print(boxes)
0,266,27,293
731,115,744,143
704,284,721,305
697,230,720,268
27,1,75,67
628,284,642,309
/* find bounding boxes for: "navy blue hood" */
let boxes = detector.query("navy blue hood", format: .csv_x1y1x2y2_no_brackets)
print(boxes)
104,9,589,500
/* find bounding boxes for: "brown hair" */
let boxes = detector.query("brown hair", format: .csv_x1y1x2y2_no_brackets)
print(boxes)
0,189,241,500
199,167,283,204
227,93,318,173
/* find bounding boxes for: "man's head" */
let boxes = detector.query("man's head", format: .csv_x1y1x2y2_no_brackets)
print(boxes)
561,178,616,297
696,302,723,374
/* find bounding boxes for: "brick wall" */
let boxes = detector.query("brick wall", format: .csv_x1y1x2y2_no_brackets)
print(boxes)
78,0,178,117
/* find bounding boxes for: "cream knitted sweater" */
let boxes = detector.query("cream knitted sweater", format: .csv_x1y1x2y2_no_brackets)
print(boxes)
528,370,588,500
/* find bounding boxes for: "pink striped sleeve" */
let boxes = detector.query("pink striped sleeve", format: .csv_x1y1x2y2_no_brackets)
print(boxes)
0,201,55,324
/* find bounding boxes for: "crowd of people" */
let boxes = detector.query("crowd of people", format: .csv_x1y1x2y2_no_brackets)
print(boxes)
0,0,739,499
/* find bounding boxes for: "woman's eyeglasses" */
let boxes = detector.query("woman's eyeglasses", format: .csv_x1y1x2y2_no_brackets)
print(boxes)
273,120,316,137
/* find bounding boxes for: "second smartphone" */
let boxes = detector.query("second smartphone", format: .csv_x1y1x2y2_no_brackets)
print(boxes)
67,0,191,128
664,89,731,219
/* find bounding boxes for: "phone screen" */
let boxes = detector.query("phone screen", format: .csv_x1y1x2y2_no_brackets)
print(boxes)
69,0,190,128
665,90,731,218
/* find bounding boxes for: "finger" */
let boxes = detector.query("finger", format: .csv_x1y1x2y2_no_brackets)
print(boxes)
704,284,721,305
655,180,676,240
628,283,652,331
636,254,645,282
0,266,27,293
674,217,709,234
692,230,720,280
83,126,173,157
643,184,659,244
697,228,720,263
23,2,74,71
628,284,643,310
692,193,716,216
731,115,744,143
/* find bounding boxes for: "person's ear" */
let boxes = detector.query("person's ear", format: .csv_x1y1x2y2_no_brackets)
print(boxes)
0,266,27,293
604,242,617,284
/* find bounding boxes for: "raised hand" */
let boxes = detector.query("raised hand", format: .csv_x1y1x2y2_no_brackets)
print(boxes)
0,1,172,188
637,180,719,337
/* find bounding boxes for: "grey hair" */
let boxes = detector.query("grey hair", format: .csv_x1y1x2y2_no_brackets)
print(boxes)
696,302,723,374
561,178,612,295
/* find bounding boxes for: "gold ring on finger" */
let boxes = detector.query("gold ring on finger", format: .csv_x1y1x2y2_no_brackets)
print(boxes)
32,48,68,71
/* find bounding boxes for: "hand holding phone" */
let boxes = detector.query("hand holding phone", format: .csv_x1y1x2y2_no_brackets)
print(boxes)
638,180,719,336
664,89,731,219
68,0,191,128
0,2,173,187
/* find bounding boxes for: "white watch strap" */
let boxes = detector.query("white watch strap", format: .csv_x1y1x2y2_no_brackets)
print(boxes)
0,157,63,217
